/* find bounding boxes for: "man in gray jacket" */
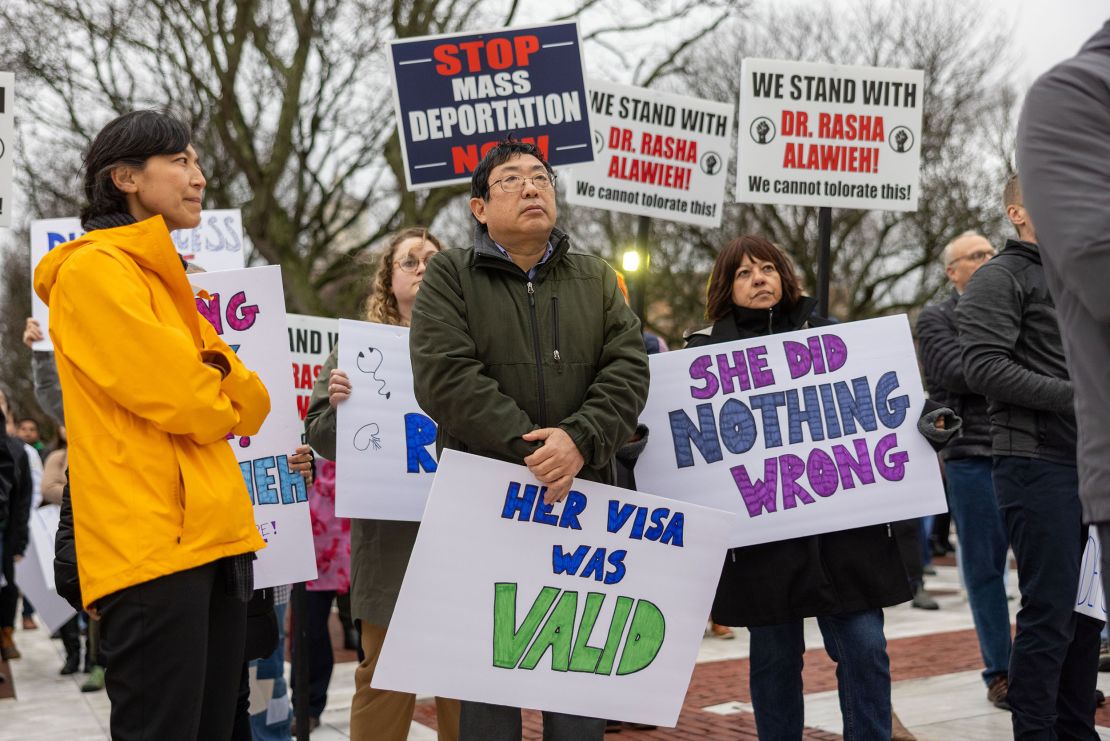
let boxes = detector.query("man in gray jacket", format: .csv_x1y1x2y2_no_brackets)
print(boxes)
957,175,1100,740
1017,20,1110,599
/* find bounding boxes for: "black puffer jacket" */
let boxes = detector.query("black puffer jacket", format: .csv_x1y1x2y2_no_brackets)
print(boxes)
3,436,32,558
0,411,13,532
916,290,992,460
687,297,913,627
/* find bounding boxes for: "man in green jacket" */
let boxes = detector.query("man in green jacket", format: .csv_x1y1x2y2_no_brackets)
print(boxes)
410,138,650,740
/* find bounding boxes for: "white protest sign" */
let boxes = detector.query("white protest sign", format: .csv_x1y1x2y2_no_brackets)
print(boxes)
334,319,437,519
190,265,317,588
564,79,733,228
14,505,76,634
1076,526,1106,622
287,314,338,423
0,72,13,227
30,212,246,350
374,450,731,727
635,315,946,547
736,58,924,212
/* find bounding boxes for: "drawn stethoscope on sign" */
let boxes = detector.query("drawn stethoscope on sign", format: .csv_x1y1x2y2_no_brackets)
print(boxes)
356,347,391,399
353,423,383,452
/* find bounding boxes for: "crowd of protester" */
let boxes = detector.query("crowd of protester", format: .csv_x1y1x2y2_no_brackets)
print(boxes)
2,19,1110,741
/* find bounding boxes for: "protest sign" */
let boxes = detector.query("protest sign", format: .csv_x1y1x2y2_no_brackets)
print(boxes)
14,505,76,634
190,265,317,588
736,58,924,212
287,313,338,422
374,450,732,727
29,212,246,350
634,315,946,547
334,319,436,519
388,22,593,189
0,72,13,227
1076,525,1106,622
564,79,733,228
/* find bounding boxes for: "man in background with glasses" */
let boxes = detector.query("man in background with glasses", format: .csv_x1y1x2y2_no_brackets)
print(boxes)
916,231,1011,710
409,137,649,740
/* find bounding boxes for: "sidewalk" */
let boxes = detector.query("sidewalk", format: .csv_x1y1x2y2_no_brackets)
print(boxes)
4,562,1110,739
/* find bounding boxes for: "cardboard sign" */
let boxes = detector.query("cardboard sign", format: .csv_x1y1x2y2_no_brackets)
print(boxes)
334,319,437,520
736,58,924,212
564,79,733,228
388,22,593,189
30,212,246,350
373,450,732,727
13,505,77,634
287,314,338,422
0,72,13,227
635,315,946,547
190,266,317,588
1076,525,1107,623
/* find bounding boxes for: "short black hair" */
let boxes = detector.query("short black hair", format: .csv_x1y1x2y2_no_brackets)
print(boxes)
16,417,38,428
80,110,193,229
469,135,554,200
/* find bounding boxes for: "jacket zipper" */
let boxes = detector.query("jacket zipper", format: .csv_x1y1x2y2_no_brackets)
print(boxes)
552,296,563,372
527,281,549,426
767,306,774,335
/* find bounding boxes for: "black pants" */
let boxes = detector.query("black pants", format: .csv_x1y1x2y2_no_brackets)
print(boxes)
292,589,337,718
99,559,248,741
0,536,17,629
994,456,1100,740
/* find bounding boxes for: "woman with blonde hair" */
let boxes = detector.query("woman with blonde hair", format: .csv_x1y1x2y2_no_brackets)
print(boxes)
305,226,459,740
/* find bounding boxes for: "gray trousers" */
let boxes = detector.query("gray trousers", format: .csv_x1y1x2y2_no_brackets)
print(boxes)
459,700,605,741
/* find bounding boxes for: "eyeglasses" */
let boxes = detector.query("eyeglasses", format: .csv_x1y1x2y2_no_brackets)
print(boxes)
394,254,435,273
947,249,995,268
488,173,556,194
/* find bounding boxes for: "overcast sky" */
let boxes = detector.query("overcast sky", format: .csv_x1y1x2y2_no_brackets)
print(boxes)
999,0,1107,88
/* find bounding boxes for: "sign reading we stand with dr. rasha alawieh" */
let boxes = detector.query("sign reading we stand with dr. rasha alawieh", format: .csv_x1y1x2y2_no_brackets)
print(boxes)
387,22,593,189
563,79,733,228
736,58,924,212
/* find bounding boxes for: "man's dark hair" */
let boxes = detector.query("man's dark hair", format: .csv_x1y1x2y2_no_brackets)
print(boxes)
469,136,554,200
80,110,192,229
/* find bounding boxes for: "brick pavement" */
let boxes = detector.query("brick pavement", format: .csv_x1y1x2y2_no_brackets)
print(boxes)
412,626,1010,739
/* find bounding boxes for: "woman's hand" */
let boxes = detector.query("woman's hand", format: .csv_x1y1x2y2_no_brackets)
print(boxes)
22,317,44,348
289,444,315,486
328,369,352,408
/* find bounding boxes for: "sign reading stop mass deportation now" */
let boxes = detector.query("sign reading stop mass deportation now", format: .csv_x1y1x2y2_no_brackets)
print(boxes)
190,266,317,588
30,212,245,350
634,316,946,547
564,79,733,228
373,450,732,727
387,22,593,189
736,58,924,212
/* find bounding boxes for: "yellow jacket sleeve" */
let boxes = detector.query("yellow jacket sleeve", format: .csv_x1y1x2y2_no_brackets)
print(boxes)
197,318,271,437
52,247,266,444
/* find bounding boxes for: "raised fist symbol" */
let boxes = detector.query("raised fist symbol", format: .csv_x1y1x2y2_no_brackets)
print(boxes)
756,120,770,144
894,129,909,152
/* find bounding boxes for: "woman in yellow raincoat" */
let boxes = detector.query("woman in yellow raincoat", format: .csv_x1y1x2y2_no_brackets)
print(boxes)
33,110,270,741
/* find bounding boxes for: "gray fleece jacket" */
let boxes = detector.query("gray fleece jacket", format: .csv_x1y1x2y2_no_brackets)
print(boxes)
956,239,1075,465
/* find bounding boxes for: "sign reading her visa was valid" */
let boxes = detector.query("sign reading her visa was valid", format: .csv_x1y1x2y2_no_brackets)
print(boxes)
564,79,733,228
190,265,317,588
736,58,924,212
373,450,732,727
635,315,946,547
335,319,438,520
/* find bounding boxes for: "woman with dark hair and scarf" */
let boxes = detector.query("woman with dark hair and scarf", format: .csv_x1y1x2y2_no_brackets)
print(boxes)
687,235,957,741
34,110,271,740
